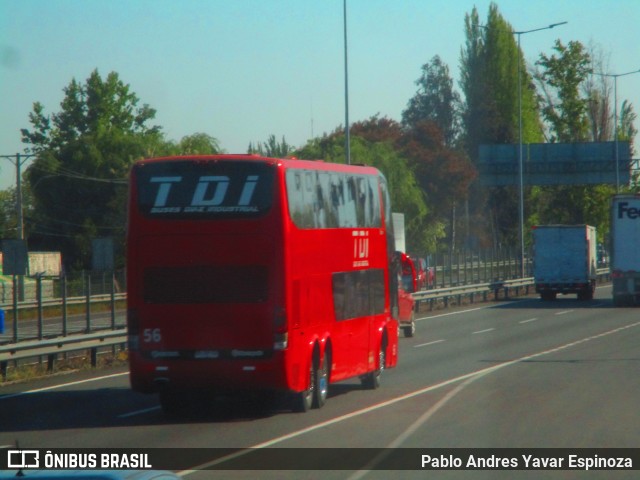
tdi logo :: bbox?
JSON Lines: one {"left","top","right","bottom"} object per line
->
{"left": 353, "top": 230, "right": 370, "bottom": 267}
{"left": 148, "top": 175, "right": 259, "bottom": 214}
{"left": 151, "top": 175, "right": 258, "bottom": 207}
{"left": 617, "top": 202, "right": 640, "bottom": 219}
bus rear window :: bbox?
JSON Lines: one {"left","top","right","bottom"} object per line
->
{"left": 135, "top": 160, "right": 274, "bottom": 219}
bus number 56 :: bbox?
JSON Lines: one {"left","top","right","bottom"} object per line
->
{"left": 143, "top": 328, "right": 162, "bottom": 343}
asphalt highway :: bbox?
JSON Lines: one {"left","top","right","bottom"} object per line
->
{"left": 1, "top": 284, "right": 638, "bottom": 479}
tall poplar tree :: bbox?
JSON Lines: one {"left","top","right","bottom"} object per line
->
{"left": 460, "top": 3, "right": 544, "bottom": 248}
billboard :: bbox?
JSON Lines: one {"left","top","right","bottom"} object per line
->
{"left": 478, "top": 141, "right": 632, "bottom": 186}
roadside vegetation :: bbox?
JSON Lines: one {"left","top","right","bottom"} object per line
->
{"left": 1, "top": 350, "right": 128, "bottom": 385}
{"left": 1, "top": 2, "right": 636, "bottom": 270}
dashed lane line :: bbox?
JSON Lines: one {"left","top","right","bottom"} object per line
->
{"left": 472, "top": 328, "right": 495, "bottom": 335}
{"left": 414, "top": 339, "right": 445, "bottom": 348}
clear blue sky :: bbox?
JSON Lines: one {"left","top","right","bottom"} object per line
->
{"left": 1, "top": 0, "right": 639, "bottom": 190}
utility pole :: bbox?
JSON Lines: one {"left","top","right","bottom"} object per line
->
{"left": 2, "top": 153, "right": 34, "bottom": 301}
{"left": 592, "top": 68, "right": 640, "bottom": 192}
{"left": 343, "top": 0, "right": 351, "bottom": 165}
{"left": 512, "top": 21, "right": 567, "bottom": 277}
{"left": 1, "top": 153, "right": 34, "bottom": 240}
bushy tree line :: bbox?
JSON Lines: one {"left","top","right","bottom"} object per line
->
{"left": 7, "top": 3, "right": 637, "bottom": 270}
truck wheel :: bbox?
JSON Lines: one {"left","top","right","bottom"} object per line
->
{"left": 541, "top": 291, "right": 556, "bottom": 301}
{"left": 403, "top": 313, "right": 416, "bottom": 338}
{"left": 578, "top": 289, "right": 594, "bottom": 301}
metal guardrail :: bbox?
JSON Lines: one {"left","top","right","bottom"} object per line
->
{"left": 412, "top": 277, "right": 535, "bottom": 309}
{"left": 1, "top": 293, "right": 127, "bottom": 312}
{"left": 1, "top": 292, "right": 127, "bottom": 344}
{"left": 0, "top": 329, "right": 127, "bottom": 380}
{"left": 0, "top": 268, "right": 611, "bottom": 381}
{"left": 412, "top": 268, "right": 611, "bottom": 309}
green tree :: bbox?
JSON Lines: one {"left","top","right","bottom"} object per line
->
{"left": 295, "top": 123, "right": 439, "bottom": 253}
{"left": 0, "top": 189, "right": 17, "bottom": 239}
{"left": 536, "top": 40, "right": 591, "bottom": 142}
{"left": 21, "top": 69, "right": 164, "bottom": 269}
{"left": 175, "top": 133, "right": 221, "bottom": 155}
{"left": 531, "top": 40, "right": 605, "bottom": 230}
{"left": 402, "top": 55, "right": 462, "bottom": 147}
{"left": 619, "top": 100, "right": 637, "bottom": 149}
{"left": 619, "top": 100, "right": 639, "bottom": 190}
{"left": 583, "top": 44, "right": 614, "bottom": 143}
{"left": 398, "top": 121, "right": 476, "bottom": 252}
{"left": 247, "top": 134, "right": 293, "bottom": 157}
{"left": 460, "top": 3, "right": 544, "bottom": 249}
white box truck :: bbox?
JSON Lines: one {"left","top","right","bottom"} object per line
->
{"left": 532, "top": 225, "right": 597, "bottom": 301}
{"left": 611, "top": 194, "right": 640, "bottom": 306}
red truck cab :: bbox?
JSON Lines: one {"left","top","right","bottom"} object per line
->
{"left": 397, "top": 252, "right": 417, "bottom": 337}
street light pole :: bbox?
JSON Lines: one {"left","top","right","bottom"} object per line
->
{"left": 343, "top": 0, "right": 351, "bottom": 165}
{"left": 592, "top": 68, "right": 640, "bottom": 192}
{"left": 513, "top": 21, "right": 567, "bottom": 277}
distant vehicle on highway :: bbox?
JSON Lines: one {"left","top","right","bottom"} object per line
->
{"left": 610, "top": 194, "right": 640, "bottom": 306}
{"left": 397, "top": 252, "right": 417, "bottom": 337}
{"left": 596, "top": 243, "right": 609, "bottom": 267}
{"left": 413, "top": 256, "right": 435, "bottom": 290}
{"left": 532, "top": 224, "right": 597, "bottom": 301}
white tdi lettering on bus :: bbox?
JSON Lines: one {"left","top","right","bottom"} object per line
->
{"left": 149, "top": 175, "right": 259, "bottom": 213}
{"left": 353, "top": 230, "right": 369, "bottom": 267}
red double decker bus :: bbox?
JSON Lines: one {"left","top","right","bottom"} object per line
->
{"left": 126, "top": 155, "right": 399, "bottom": 414}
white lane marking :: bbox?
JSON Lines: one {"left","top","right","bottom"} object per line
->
{"left": 555, "top": 310, "right": 574, "bottom": 316}
{"left": 416, "top": 297, "right": 530, "bottom": 323}
{"left": 348, "top": 372, "right": 491, "bottom": 480}
{"left": 118, "top": 406, "right": 161, "bottom": 418}
{"left": 414, "top": 340, "right": 445, "bottom": 348}
{"left": 519, "top": 318, "right": 538, "bottom": 324}
{"left": 472, "top": 328, "right": 495, "bottom": 335}
{"left": 0, "top": 372, "right": 129, "bottom": 401}
{"left": 177, "top": 319, "right": 640, "bottom": 477}
{"left": 416, "top": 306, "right": 485, "bottom": 321}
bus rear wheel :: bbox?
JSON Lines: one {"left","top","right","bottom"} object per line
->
{"left": 294, "top": 354, "right": 329, "bottom": 412}
{"left": 361, "top": 345, "right": 385, "bottom": 390}
{"left": 313, "top": 356, "right": 328, "bottom": 408}
{"left": 293, "top": 359, "right": 316, "bottom": 412}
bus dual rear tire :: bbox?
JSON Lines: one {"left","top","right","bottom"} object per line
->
{"left": 294, "top": 356, "right": 328, "bottom": 412}
{"left": 361, "top": 346, "right": 385, "bottom": 390}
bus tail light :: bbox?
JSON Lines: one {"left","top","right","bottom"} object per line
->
{"left": 273, "top": 307, "right": 288, "bottom": 350}
{"left": 127, "top": 308, "right": 140, "bottom": 351}
{"left": 273, "top": 332, "right": 288, "bottom": 351}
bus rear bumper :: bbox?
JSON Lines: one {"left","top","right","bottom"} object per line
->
{"left": 129, "top": 352, "right": 288, "bottom": 394}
